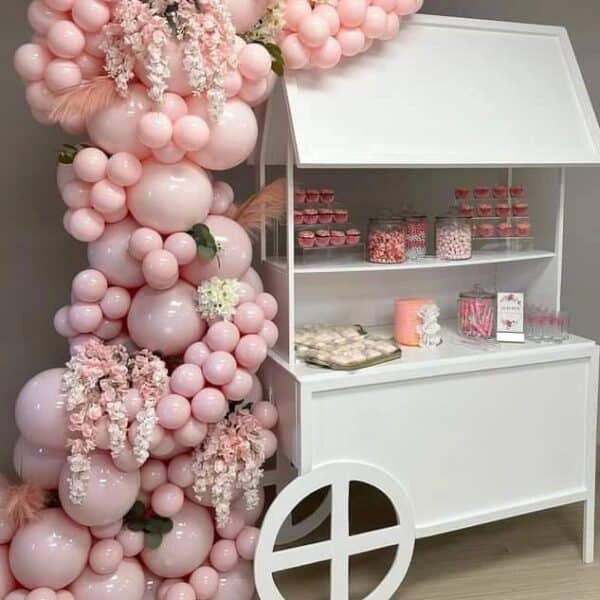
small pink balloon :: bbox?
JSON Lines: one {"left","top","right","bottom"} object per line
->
{"left": 47, "top": 21, "right": 86, "bottom": 59}
{"left": 362, "top": 4, "right": 387, "bottom": 37}
{"left": 112, "top": 443, "right": 141, "bottom": 473}
{"left": 45, "top": 0, "right": 74, "bottom": 9}
{"left": 167, "top": 454, "right": 194, "bottom": 488}
{"left": 232, "top": 487, "right": 264, "bottom": 526}
{"left": 234, "top": 335, "right": 268, "bottom": 370}
{"left": 238, "top": 44, "right": 271, "bottom": 80}
{"left": 161, "top": 93, "right": 188, "bottom": 121}
{"left": 311, "top": 37, "right": 342, "bottom": 69}
{"left": 170, "top": 364, "right": 205, "bottom": 398}
{"left": 25, "top": 588, "right": 56, "bottom": 600}
{"left": 0, "top": 544, "right": 16, "bottom": 597}
{"left": 138, "top": 112, "right": 174, "bottom": 149}
{"left": 261, "top": 429, "right": 278, "bottom": 458}
{"left": 72, "top": 0, "right": 110, "bottom": 33}
{"left": 150, "top": 432, "right": 179, "bottom": 459}
{"left": 163, "top": 233, "right": 197, "bottom": 266}
{"left": 152, "top": 142, "right": 186, "bottom": 165}
{"left": 90, "top": 519, "right": 123, "bottom": 540}
{"left": 60, "top": 112, "right": 86, "bottom": 135}
{"left": 252, "top": 401, "right": 278, "bottom": 429}
{"left": 210, "top": 181, "right": 234, "bottom": 215}
{"left": 166, "top": 582, "right": 195, "bottom": 600}
{"left": 247, "top": 374, "right": 264, "bottom": 404}
{"left": 172, "top": 116, "right": 209, "bottom": 152}
{"left": 336, "top": 27, "right": 366, "bottom": 56}
{"left": 89, "top": 539, "right": 124, "bottom": 575}
{"left": 13, "top": 437, "right": 66, "bottom": 490}
{"left": 314, "top": 4, "right": 341, "bottom": 34}
{"left": 94, "top": 317, "right": 123, "bottom": 340}
{"left": 88, "top": 218, "right": 146, "bottom": 288}
{"left": 90, "top": 180, "right": 126, "bottom": 215}
{"left": 84, "top": 31, "right": 104, "bottom": 58}
{"left": 26, "top": 81, "right": 56, "bottom": 113}
{"left": 223, "top": 70, "right": 242, "bottom": 98}
{"left": 54, "top": 305, "right": 78, "bottom": 337}
{"left": 201, "top": 351, "right": 237, "bottom": 386}
{"left": 338, "top": 0, "right": 368, "bottom": 27}
{"left": 75, "top": 52, "right": 104, "bottom": 78}
{"left": 140, "top": 459, "right": 168, "bottom": 493}
{"left": 135, "top": 39, "right": 192, "bottom": 96}
{"left": 189, "top": 565, "right": 219, "bottom": 600}
{"left": 238, "top": 77, "right": 268, "bottom": 105}
{"left": 62, "top": 179, "right": 91, "bottom": 209}
{"left": 101, "top": 204, "right": 128, "bottom": 223}
{"left": 151, "top": 483, "right": 185, "bottom": 518}
{"left": 129, "top": 227, "right": 164, "bottom": 261}
{"left": 225, "top": 0, "right": 268, "bottom": 32}
{"left": 69, "top": 558, "right": 145, "bottom": 599}
{"left": 68, "top": 302, "right": 103, "bottom": 333}
{"left": 100, "top": 287, "right": 131, "bottom": 320}
{"left": 116, "top": 529, "right": 145, "bottom": 558}
{"left": 210, "top": 540, "right": 239, "bottom": 573}
{"left": 259, "top": 320, "right": 278, "bottom": 348}
{"left": 382, "top": 12, "right": 400, "bottom": 39}
{"left": 191, "top": 388, "right": 227, "bottom": 423}
{"left": 27, "top": 0, "right": 66, "bottom": 35}
{"left": 69, "top": 208, "right": 105, "bottom": 242}
{"left": 240, "top": 267, "right": 264, "bottom": 294}
{"left": 157, "top": 394, "right": 192, "bottom": 430}
{"left": 106, "top": 152, "right": 143, "bottom": 187}
{"left": 183, "top": 342, "right": 211, "bottom": 367}
{"left": 284, "top": 0, "right": 312, "bottom": 31}
{"left": 56, "top": 592, "right": 74, "bottom": 600}
{"left": 221, "top": 368, "right": 253, "bottom": 402}
{"left": 298, "top": 13, "right": 330, "bottom": 48}
{"left": 205, "top": 321, "right": 241, "bottom": 353}
{"left": 72, "top": 269, "right": 108, "bottom": 303}
{"left": 44, "top": 59, "right": 82, "bottom": 93}
{"left": 233, "top": 302, "right": 265, "bottom": 334}
{"left": 5, "top": 591, "right": 27, "bottom": 600}
{"left": 254, "top": 292, "right": 278, "bottom": 320}
{"left": 235, "top": 526, "right": 259, "bottom": 561}
{"left": 142, "top": 249, "right": 180, "bottom": 290}
{"left": 395, "top": 0, "right": 422, "bottom": 15}
{"left": 216, "top": 510, "right": 245, "bottom": 540}
{"left": 124, "top": 389, "right": 143, "bottom": 421}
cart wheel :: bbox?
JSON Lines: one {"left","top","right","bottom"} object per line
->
{"left": 262, "top": 451, "right": 332, "bottom": 545}
{"left": 255, "top": 461, "right": 415, "bottom": 600}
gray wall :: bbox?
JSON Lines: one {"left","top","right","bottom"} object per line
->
{"left": 1, "top": 1, "right": 599, "bottom": 472}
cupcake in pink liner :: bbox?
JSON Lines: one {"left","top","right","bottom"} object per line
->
{"left": 315, "top": 229, "right": 330, "bottom": 247}
{"left": 306, "top": 189, "right": 320, "bottom": 204}
{"left": 496, "top": 222, "right": 513, "bottom": 237}
{"left": 294, "top": 189, "right": 306, "bottom": 204}
{"left": 318, "top": 208, "right": 333, "bottom": 224}
{"left": 303, "top": 208, "right": 318, "bottom": 224}
{"left": 494, "top": 185, "right": 510, "bottom": 217}
{"left": 333, "top": 208, "right": 348, "bottom": 223}
{"left": 294, "top": 210, "right": 304, "bottom": 225}
{"left": 513, "top": 202, "right": 529, "bottom": 216}
{"left": 475, "top": 185, "right": 492, "bottom": 216}
{"left": 477, "top": 222, "right": 495, "bottom": 238}
{"left": 455, "top": 187, "right": 471, "bottom": 202}
{"left": 515, "top": 221, "right": 531, "bottom": 237}
{"left": 330, "top": 230, "right": 346, "bottom": 246}
{"left": 459, "top": 203, "right": 474, "bottom": 217}
{"left": 320, "top": 188, "right": 335, "bottom": 204}
{"left": 298, "top": 230, "right": 315, "bottom": 248}
{"left": 346, "top": 228, "right": 361, "bottom": 245}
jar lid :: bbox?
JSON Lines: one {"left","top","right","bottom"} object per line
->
{"left": 459, "top": 284, "right": 496, "bottom": 299}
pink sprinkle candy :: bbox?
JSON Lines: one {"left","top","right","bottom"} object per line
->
{"left": 369, "top": 228, "right": 406, "bottom": 263}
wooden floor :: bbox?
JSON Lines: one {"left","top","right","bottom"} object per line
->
{"left": 270, "top": 479, "right": 600, "bottom": 599}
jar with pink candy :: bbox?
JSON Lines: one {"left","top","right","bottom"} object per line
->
{"left": 435, "top": 215, "right": 472, "bottom": 260}
{"left": 368, "top": 218, "right": 406, "bottom": 263}
{"left": 457, "top": 285, "right": 496, "bottom": 339}
{"left": 405, "top": 216, "right": 428, "bottom": 260}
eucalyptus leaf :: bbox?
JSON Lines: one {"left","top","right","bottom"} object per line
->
{"left": 126, "top": 500, "right": 146, "bottom": 520}
{"left": 144, "top": 531, "right": 163, "bottom": 550}
{"left": 144, "top": 518, "right": 164, "bottom": 534}
{"left": 188, "top": 223, "right": 218, "bottom": 262}
{"left": 158, "top": 517, "right": 173, "bottom": 534}
{"left": 127, "top": 519, "right": 145, "bottom": 532}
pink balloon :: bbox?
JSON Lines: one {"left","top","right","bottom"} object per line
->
{"left": 235, "top": 526, "right": 259, "bottom": 561}
{"left": 225, "top": 0, "right": 268, "bottom": 33}
{"left": 167, "top": 454, "right": 194, "bottom": 488}
{"left": 5, "top": 591, "right": 26, "bottom": 600}
{"left": 157, "top": 394, "right": 192, "bottom": 430}
{"left": 187, "top": 99, "right": 258, "bottom": 171}
{"left": 210, "top": 540, "right": 239, "bottom": 573}
{"left": 362, "top": 5, "right": 387, "bottom": 38}
{"left": 149, "top": 433, "right": 181, "bottom": 460}
{"left": 152, "top": 142, "right": 186, "bottom": 165}
{"left": 259, "top": 320, "right": 279, "bottom": 349}
{"left": 166, "top": 582, "right": 195, "bottom": 600}
{"left": 170, "top": 364, "right": 205, "bottom": 398}
{"left": 73, "top": 148, "right": 108, "bottom": 184}
{"left": 9, "top": 508, "right": 92, "bottom": 589}
{"left": 90, "top": 520, "right": 123, "bottom": 540}
{"left": 27, "top": 0, "right": 66, "bottom": 34}
{"left": 75, "top": 52, "right": 104, "bottom": 79}
{"left": 163, "top": 233, "right": 197, "bottom": 266}
{"left": 240, "top": 267, "right": 264, "bottom": 294}
{"left": 142, "top": 568, "right": 163, "bottom": 600}
{"left": 60, "top": 112, "right": 86, "bottom": 135}
{"left": 25, "top": 81, "right": 56, "bottom": 113}
{"left": 141, "top": 501, "right": 214, "bottom": 578}
{"left": 88, "top": 83, "right": 152, "bottom": 158}
{"left": 338, "top": 0, "right": 368, "bottom": 27}
{"left": 189, "top": 566, "right": 218, "bottom": 600}
{"left": 238, "top": 77, "right": 268, "bottom": 105}
{"left": 90, "top": 180, "right": 126, "bottom": 215}
{"left": 382, "top": 12, "right": 400, "bottom": 39}
{"left": 213, "top": 560, "right": 254, "bottom": 600}
{"left": 128, "top": 159, "right": 212, "bottom": 234}
{"left": 298, "top": 14, "right": 330, "bottom": 48}
{"left": 56, "top": 591, "right": 75, "bottom": 600}
{"left": 191, "top": 388, "right": 227, "bottom": 423}
{"left": 62, "top": 179, "right": 91, "bottom": 209}
{"left": 69, "top": 208, "right": 105, "bottom": 242}
{"left": 137, "top": 112, "right": 174, "bottom": 150}
{"left": 72, "top": 269, "right": 108, "bottom": 302}
{"left": 135, "top": 39, "right": 192, "bottom": 96}
{"left": 15, "top": 368, "right": 68, "bottom": 450}
{"left": 101, "top": 204, "right": 127, "bottom": 224}
{"left": 180, "top": 216, "right": 252, "bottom": 282}
{"left": 107, "top": 152, "right": 143, "bottom": 187}
{"left": 127, "top": 282, "right": 206, "bottom": 357}
{"left": 71, "top": 0, "right": 111, "bottom": 32}
{"left": 69, "top": 302, "right": 103, "bottom": 333}
{"left": 89, "top": 540, "right": 124, "bottom": 575}
{"left": 311, "top": 37, "right": 342, "bottom": 69}
{"left": 26, "top": 588, "right": 57, "bottom": 600}
{"left": 142, "top": 250, "right": 179, "bottom": 290}
{"left": 232, "top": 487, "right": 264, "bottom": 526}
{"left": 314, "top": 4, "right": 341, "bottom": 35}
{"left": 13, "top": 436, "right": 66, "bottom": 490}
{"left": 223, "top": 70, "right": 242, "bottom": 98}
{"left": 238, "top": 44, "right": 271, "bottom": 80}
{"left": 161, "top": 93, "right": 188, "bottom": 121}
{"left": 284, "top": 0, "right": 312, "bottom": 31}
{"left": 205, "top": 321, "right": 241, "bottom": 353}
{"left": 261, "top": 429, "right": 278, "bottom": 459}
{"left": 233, "top": 302, "right": 265, "bottom": 334}
{"left": 47, "top": 21, "right": 86, "bottom": 58}
{"left": 54, "top": 305, "right": 77, "bottom": 337}
{"left": 0, "top": 544, "right": 16, "bottom": 597}
{"left": 253, "top": 292, "right": 277, "bottom": 320}
{"left": 201, "top": 351, "right": 237, "bottom": 386}
{"left": 112, "top": 443, "right": 142, "bottom": 473}
{"left": 221, "top": 368, "right": 253, "bottom": 402}
{"left": 252, "top": 401, "right": 278, "bottom": 429}
{"left": 236, "top": 282, "right": 256, "bottom": 305}
{"left": 216, "top": 510, "right": 245, "bottom": 540}
{"left": 44, "top": 59, "right": 82, "bottom": 93}
{"left": 69, "top": 558, "right": 145, "bottom": 599}
{"left": 116, "top": 529, "right": 145, "bottom": 558}
{"left": 84, "top": 31, "right": 105, "bottom": 58}
{"left": 100, "top": 287, "right": 131, "bottom": 319}
{"left": 14, "top": 43, "right": 51, "bottom": 81}
{"left": 140, "top": 459, "right": 168, "bottom": 493}
{"left": 234, "top": 335, "right": 268, "bottom": 370}
{"left": 45, "top": 0, "right": 74, "bottom": 9}
{"left": 210, "top": 181, "right": 234, "bottom": 215}
{"left": 395, "top": 0, "right": 422, "bottom": 15}
{"left": 151, "top": 483, "right": 185, "bottom": 518}
{"left": 183, "top": 342, "right": 211, "bottom": 367}
{"left": 172, "top": 116, "right": 209, "bottom": 152}
{"left": 129, "top": 227, "right": 164, "bottom": 261}
{"left": 337, "top": 26, "right": 366, "bottom": 56}
{"left": 94, "top": 317, "right": 123, "bottom": 340}
{"left": 59, "top": 452, "right": 141, "bottom": 527}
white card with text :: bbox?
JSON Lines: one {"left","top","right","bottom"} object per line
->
{"left": 496, "top": 292, "right": 525, "bottom": 343}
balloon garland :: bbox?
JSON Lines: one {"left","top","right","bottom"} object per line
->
{"left": 9, "top": 0, "right": 423, "bottom": 597}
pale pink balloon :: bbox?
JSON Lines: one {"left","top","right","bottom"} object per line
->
{"left": 221, "top": 368, "right": 253, "bottom": 402}
{"left": 90, "top": 180, "right": 126, "bottom": 215}
{"left": 69, "top": 302, "right": 103, "bottom": 333}
{"left": 261, "top": 429, "right": 278, "bottom": 459}
{"left": 280, "top": 33, "right": 310, "bottom": 70}
{"left": 69, "top": 558, "right": 145, "bottom": 600}
{"left": 172, "top": 116, "right": 209, "bottom": 152}
{"left": 25, "top": 588, "right": 57, "bottom": 600}
{"left": 5, "top": 591, "right": 26, "bottom": 600}
{"left": 314, "top": 4, "right": 341, "bottom": 34}
{"left": 140, "top": 459, "right": 168, "bottom": 493}
{"left": 90, "top": 520, "right": 123, "bottom": 540}
{"left": 298, "top": 13, "right": 330, "bottom": 47}
{"left": 88, "top": 83, "right": 152, "bottom": 158}
{"left": 113, "top": 443, "right": 142, "bottom": 473}
{"left": 152, "top": 143, "right": 186, "bottom": 165}
{"left": 72, "top": 0, "right": 110, "bottom": 32}
{"left": 381, "top": 12, "right": 400, "bottom": 39}
{"left": 238, "top": 44, "right": 271, "bottom": 81}
{"left": 9, "top": 508, "right": 91, "bottom": 589}
{"left": 128, "top": 282, "right": 206, "bottom": 356}
{"left": 72, "top": 269, "right": 108, "bottom": 302}
{"left": 336, "top": 26, "right": 366, "bottom": 56}
{"left": 69, "top": 208, "right": 105, "bottom": 242}
{"left": 160, "top": 93, "right": 188, "bottom": 121}
{"left": 13, "top": 436, "right": 66, "bottom": 490}
{"left": 163, "top": 233, "right": 197, "bottom": 266}
{"left": 165, "top": 582, "right": 195, "bottom": 600}
{"left": 180, "top": 216, "right": 252, "bottom": 282}
{"left": 201, "top": 351, "right": 237, "bottom": 386}
{"left": 235, "top": 526, "right": 259, "bottom": 561}
{"left": 172, "top": 419, "right": 206, "bottom": 448}
{"left": 210, "top": 540, "right": 239, "bottom": 573}
{"left": 191, "top": 388, "right": 227, "bottom": 423}
{"left": 157, "top": 394, "right": 192, "bottom": 430}
{"left": 88, "top": 218, "right": 146, "bottom": 288}
{"left": 47, "top": 21, "right": 86, "bottom": 59}
{"left": 216, "top": 510, "right": 245, "bottom": 540}
{"left": 59, "top": 452, "right": 141, "bottom": 527}
{"left": 157, "top": 579, "right": 184, "bottom": 600}
{"left": 187, "top": 99, "right": 258, "bottom": 171}
{"left": 116, "top": 529, "right": 145, "bottom": 558}
{"left": 210, "top": 181, "right": 234, "bottom": 215}
{"left": 149, "top": 433, "right": 179, "bottom": 459}
{"left": 151, "top": 483, "right": 185, "bottom": 518}
{"left": 94, "top": 317, "right": 123, "bottom": 340}
{"left": 100, "top": 286, "right": 131, "bottom": 319}
{"left": 135, "top": 39, "right": 192, "bottom": 96}
{"left": 0, "top": 544, "right": 16, "bottom": 598}
{"left": 62, "top": 179, "right": 91, "bottom": 209}
{"left": 137, "top": 112, "right": 174, "bottom": 150}
{"left": 75, "top": 52, "right": 104, "bottom": 79}
{"left": 45, "top": 0, "right": 74, "bottom": 9}
{"left": 128, "top": 159, "right": 212, "bottom": 234}
{"left": 142, "top": 250, "right": 179, "bottom": 290}
{"left": 225, "top": 0, "right": 268, "bottom": 33}
{"left": 56, "top": 591, "right": 75, "bottom": 600}
{"left": 254, "top": 292, "right": 278, "bottom": 320}
{"left": 60, "top": 112, "right": 86, "bottom": 135}
{"left": 84, "top": 31, "right": 104, "bottom": 58}
{"left": 252, "top": 401, "right": 278, "bottom": 429}
{"left": 170, "top": 364, "right": 205, "bottom": 398}
{"left": 234, "top": 335, "right": 268, "bottom": 370}
{"left": 338, "top": 0, "right": 368, "bottom": 26}
{"left": 233, "top": 302, "right": 265, "bottom": 334}
{"left": 27, "top": 0, "right": 66, "bottom": 35}
{"left": 240, "top": 267, "right": 264, "bottom": 294}
{"left": 15, "top": 368, "right": 68, "bottom": 450}
{"left": 362, "top": 5, "right": 387, "bottom": 38}
{"left": 44, "top": 59, "right": 81, "bottom": 93}
{"left": 107, "top": 152, "right": 143, "bottom": 187}
{"left": 238, "top": 77, "right": 268, "bottom": 105}
{"left": 231, "top": 487, "right": 264, "bottom": 526}
{"left": 223, "top": 70, "right": 242, "bottom": 98}
{"left": 188, "top": 566, "right": 217, "bottom": 600}
{"left": 124, "top": 389, "right": 143, "bottom": 422}
{"left": 167, "top": 454, "right": 194, "bottom": 488}
{"left": 129, "top": 227, "right": 164, "bottom": 261}
{"left": 89, "top": 539, "right": 124, "bottom": 575}
{"left": 395, "top": 0, "right": 422, "bottom": 15}
{"left": 311, "top": 37, "right": 342, "bottom": 69}
{"left": 142, "top": 568, "right": 163, "bottom": 600}
{"left": 205, "top": 321, "right": 241, "bottom": 353}
{"left": 183, "top": 342, "right": 211, "bottom": 367}
{"left": 141, "top": 501, "right": 214, "bottom": 578}
{"left": 213, "top": 560, "right": 254, "bottom": 600}
{"left": 54, "top": 305, "right": 77, "bottom": 337}
{"left": 284, "top": 0, "right": 312, "bottom": 31}
{"left": 259, "top": 320, "right": 279, "bottom": 349}
{"left": 25, "top": 81, "right": 56, "bottom": 113}
{"left": 101, "top": 203, "right": 128, "bottom": 226}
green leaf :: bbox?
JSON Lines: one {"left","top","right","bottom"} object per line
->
{"left": 188, "top": 223, "right": 218, "bottom": 263}
{"left": 158, "top": 517, "right": 173, "bottom": 534}
{"left": 58, "top": 144, "right": 78, "bottom": 164}
{"left": 127, "top": 518, "right": 145, "bottom": 532}
{"left": 272, "top": 59, "right": 284, "bottom": 77}
{"left": 144, "top": 531, "right": 163, "bottom": 550}
{"left": 126, "top": 500, "right": 146, "bottom": 520}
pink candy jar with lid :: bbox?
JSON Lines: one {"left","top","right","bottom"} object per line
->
{"left": 368, "top": 218, "right": 406, "bottom": 263}
{"left": 457, "top": 285, "right": 496, "bottom": 339}
{"left": 474, "top": 186, "right": 492, "bottom": 216}
{"left": 511, "top": 184, "right": 529, "bottom": 216}
{"left": 435, "top": 215, "right": 472, "bottom": 260}
{"left": 493, "top": 185, "right": 510, "bottom": 217}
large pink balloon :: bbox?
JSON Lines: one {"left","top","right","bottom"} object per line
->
{"left": 135, "top": 39, "right": 193, "bottom": 96}
{"left": 0, "top": 544, "right": 16, "bottom": 598}
{"left": 9, "top": 508, "right": 91, "bottom": 589}
{"left": 15, "top": 368, "right": 68, "bottom": 450}
{"left": 226, "top": 0, "right": 268, "bottom": 32}
{"left": 188, "top": 99, "right": 258, "bottom": 171}
{"left": 128, "top": 282, "right": 206, "bottom": 356}
{"left": 141, "top": 501, "right": 214, "bottom": 578}
{"left": 13, "top": 436, "right": 66, "bottom": 490}
{"left": 87, "top": 218, "right": 146, "bottom": 288}
{"left": 180, "top": 216, "right": 252, "bottom": 283}
{"left": 69, "top": 558, "right": 145, "bottom": 600}
{"left": 87, "top": 83, "right": 152, "bottom": 158}
{"left": 128, "top": 159, "right": 212, "bottom": 234}
{"left": 240, "top": 267, "right": 264, "bottom": 294}
{"left": 212, "top": 560, "right": 254, "bottom": 600}
{"left": 59, "top": 452, "right": 141, "bottom": 527}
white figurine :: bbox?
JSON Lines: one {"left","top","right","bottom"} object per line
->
{"left": 417, "top": 303, "right": 442, "bottom": 348}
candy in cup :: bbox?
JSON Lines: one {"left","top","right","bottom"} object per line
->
{"left": 458, "top": 286, "right": 496, "bottom": 339}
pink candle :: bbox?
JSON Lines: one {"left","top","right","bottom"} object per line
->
{"left": 395, "top": 298, "right": 434, "bottom": 346}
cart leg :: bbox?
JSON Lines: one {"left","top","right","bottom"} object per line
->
{"left": 583, "top": 496, "right": 595, "bottom": 563}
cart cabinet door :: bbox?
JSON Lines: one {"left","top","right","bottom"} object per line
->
{"left": 309, "top": 357, "right": 593, "bottom": 536}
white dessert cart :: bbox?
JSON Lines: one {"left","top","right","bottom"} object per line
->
{"left": 253, "top": 15, "right": 600, "bottom": 599}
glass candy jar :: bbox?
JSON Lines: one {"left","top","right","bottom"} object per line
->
{"left": 435, "top": 216, "right": 472, "bottom": 260}
{"left": 457, "top": 285, "right": 496, "bottom": 339}
{"left": 368, "top": 218, "right": 406, "bottom": 263}
{"left": 405, "top": 216, "right": 428, "bottom": 261}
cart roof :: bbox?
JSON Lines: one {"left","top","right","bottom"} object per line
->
{"left": 259, "top": 14, "right": 600, "bottom": 168}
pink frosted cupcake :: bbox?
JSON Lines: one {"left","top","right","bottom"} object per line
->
{"left": 320, "top": 189, "right": 335, "bottom": 204}
{"left": 346, "top": 228, "right": 361, "bottom": 245}
{"left": 318, "top": 208, "right": 333, "bottom": 224}
{"left": 315, "top": 229, "right": 330, "bottom": 246}
{"left": 306, "top": 189, "right": 320, "bottom": 204}
{"left": 333, "top": 208, "right": 348, "bottom": 223}
{"left": 515, "top": 221, "right": 531, "bottom": 237}
{"left": 330, "top": 230, "right": 346, "bottom": 246}
{"left": 477, "top": 223, "right": 495, "bottom": 238}
{"left": 298, "top": 231, "right": 315, "bottom": 248}
{"left": 496, "top": 222, "right": 513, "bottom": 237}
{"left": 513, "top": 202, "right": 529, "bottom": 216}
{"left": 459, "top": 204, "right": 474, "bottom": 217}
{"left": 294, "top": 190, "right": 306, "bottom": 204}
{"left": 294, "top": 210, "right": 303, "bottom": 225}
{"left": 303, "top": 208, "right": 318, "bottom": 224}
